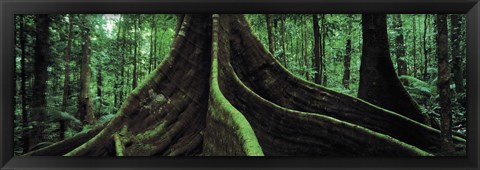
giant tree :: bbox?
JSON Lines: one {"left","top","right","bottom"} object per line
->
{"left": 25, "top": 14, "right": 465, "bottom": 157}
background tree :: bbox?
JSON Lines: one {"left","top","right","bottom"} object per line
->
{"left": 392, "top": 14, "right": 407, "bottom": 76}
{"left": 30, "top": 14, "right": 51, "bottom": 150}
{"left": 358, "top": 14, "right": 429, "bottom": 125}
{"left": 60, "top": 15, "right": 74, "bottom": 140}
{"left": 450, "top": 14, "right": 464, "bottom": 93}
{"left": 343, "top": 15, "right": 353, "bottom": 89}
{"left": 266, "top": 14, "right": 275, "bottom": 54}
{"left": 77, "top": 15, "right": 95, "bottom": 124}
{"left": 313, "top": 14, "right": 322, "bottom": 84}
{"left": 435, "top": 14, "right": 454, "bottom": 155}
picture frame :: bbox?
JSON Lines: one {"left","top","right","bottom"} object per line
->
{"left": 1, "top": 0, "right": 479, "bottom": 169}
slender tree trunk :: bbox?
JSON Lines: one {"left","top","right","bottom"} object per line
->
{"left": 343, "top": 15, "right": 353, "bottom": 89}
{"left": 60, "top": 14, "right": 74, "bottom": 140}
{"left": 423, "top": 14, "right": 429, "bottom": 80}
{"left": 132, "top": 15, "right": 138, "bottom": 89}
{"left": 113, "top": 16, "right": 122, "bottom": 107}
{"left": 313, "top": 14, "right": 322, "bottom": 84}
{"left": 301, "top": 16, "right": 309, "bottom": 80}
{"left": 358, "top": 14, "right": 430, "bottom": 125}
{"left": 280, "top": 15, "right": 287, "bottom": 67}
{"left": 152, "top": 16, "right": 158, "bottom": 69}
{"left": 78, "top": 15, "right": 95, "bottom": 124}
{"left": 393, "top": 14, "right": 407, "bottom": 76}
{"left": 148, "top": 17, "right": 154, "bottom": 74}
{"left": 436, "top": 14, "right": 455, "bottom": 155}
{"left": 266, "top": 14, "right": 275, "bottom": 54}
{"left": 19, "top": 15, "right": 30, "bottom": 153}
{"left": 450, "top": 14, "right": 464, "bottom": 93}
{"left": 343, "top": 40, "right": 352, "bottom": 89}
{"left": 412, "top": 16, "right": 417, "bottom": 77}
{"left": 96, "top": 64, "right": 102, "bottom": 109}
{"left": 119, "top": 16, "right": 127, "bottom": 104}
{"left": 321, "top": 15, "right": 327, "bottom": 85}
{"left": 31, "top": 14, "right": 51, "bottom": 150}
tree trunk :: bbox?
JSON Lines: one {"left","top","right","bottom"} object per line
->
{"left": 412, "top": 16, "right": 417, "bottom": 77}
{"left": 96, "top": 64, "right": 102, "bottom": 108}
{"left": 393, "top": 14, "right": 407, "bottom": 76}
{"left": 343, "top": 39, "right": 352, "bottom": 89}
{"left": 119, "top": 16, "right": 127, "bottom": 105}
{"left": 423, "top": 14, "right": 429, "bottom": 80}
{"left": 148, "top": 16, "right": 154, "bottom": 74}
{"left": 265, "top": 14, "right": 275, "bottom": 54}
{"left": 77, "top": 15, "right": 95, "bottom": 125}
{"left": 152, "top": 16, "right": 158, "bottom": 69}
{"left": 280, "top": 15, "right": 287, "bottom": 67}
{"left": 358, "top": 14, "right": 430, "bottom": 125}
{"left": 30, "top": 14, "right": 51, "bottom": 151}
{"left": 132, "top": 15, "right": 138, "bottom": 89}
{"left": 343, "top": 15, "right": 353, "bottom": 89}
{"left": 435, "top": 14, "right": 455, "bottom": 155}
{"left": 313, "top": 14, "right": 322, "bottom": 85}
{"left": 302, "top": 16, "right": 309, "bottom": 80}
{"left": 450, "top": 14, "right": 464, "bottom": 93}
{"left": 19, "top": 15, "right": 30, "bottom": 153}
{"left": 60, "top": 14, "right": 74, "bottom": 140}
{"left": 321, "top": 15, "right": 327, "bottom": 86}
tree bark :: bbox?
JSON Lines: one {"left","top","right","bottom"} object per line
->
{"left": 393, "top": 14, "right": 407, "bottom": 76}
{"left": 450, "top": 14, "right": 464, "bottom": 93}
{"left": 436, "top": 14, "right": 455, "bottom": 155}
{"left": 358, "top": 14, "right": 429, "bottom": 125}
{"left": 30, "top": 14, "right": 51, "bottom": 151}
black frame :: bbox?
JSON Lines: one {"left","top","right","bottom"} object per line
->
{"left": 1, "top": 0, "right": 479, "bottom": 169}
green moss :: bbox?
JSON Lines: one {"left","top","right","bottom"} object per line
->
{"left": 207, "top": 21, "right": 264, "bottom": 156}
{"left": 136, "top": 122, "right": 167, "bottom": 141}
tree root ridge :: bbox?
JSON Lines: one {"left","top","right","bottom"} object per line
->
{"left": 26, "top": 14, "right": 465, "bottom": 156}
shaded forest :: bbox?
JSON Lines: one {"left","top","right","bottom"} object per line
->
{"left": 13, "top": 14, "right": 467, "bottom": 156}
